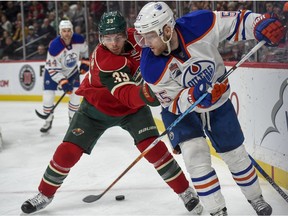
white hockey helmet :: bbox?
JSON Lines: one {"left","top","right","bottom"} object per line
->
{"left": 134, "top": 2, "right": 175, "bottom": 36}
{"left": 59, "top": 20, "right": 73, "bottom": 35}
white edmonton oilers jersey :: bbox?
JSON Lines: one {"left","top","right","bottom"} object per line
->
{"left": 140, "top": 10, "right": 260, "bottom": 115}
{"left": 45, "top": 33, "right": 88, "bottom": 83}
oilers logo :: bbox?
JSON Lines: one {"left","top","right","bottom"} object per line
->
{"left": 182, "top": 60, "right": 215, "bottom": 87}
{"left": 65, "top": 53, "right": 78, "bottom": 68}
{"left": 154, "top": 3, "right": 162, "bottom": 10}
{"left": 169, "top": 131, "right": 174, "bottom": 141}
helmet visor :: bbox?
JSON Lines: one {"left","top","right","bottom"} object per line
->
{"left": 134, "top": 31, "right": 159, "bottom": 48}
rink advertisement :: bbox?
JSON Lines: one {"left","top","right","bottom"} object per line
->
{"left": 0, "top": 61, "right": 44, "bottom": 96}
{"left": 0, "top": 61, "right": 83, "bottom": 101}
{"left": 226, "top": 63, "right": 288, "bottom": 175}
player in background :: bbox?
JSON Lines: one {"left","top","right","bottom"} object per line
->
{"left": 134, "top": 2, "right": 285, "bottom": 216}
{"left": 40, "top": 19, "right": 89, "bottom": 133}
{"left": 21, "top": 11, "right": 203, "bottom": 214}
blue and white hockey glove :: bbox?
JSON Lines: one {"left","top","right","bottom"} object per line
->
{"left": 189, "top": 80, "right": 228, "bottom": 108}
{"left": 189, "top": 81, "right": 213, "bottom": 108}
{"left": 79, "top": 58, "right": 89, "bottom": 74}
{"left": 59, "top": 79, "right": 73, "bottom": 94}
{"left": 253, "top": 13, "right": 285, "bottom": 46}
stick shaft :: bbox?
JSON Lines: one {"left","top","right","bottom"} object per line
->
{"left": 249, "top": 155, "right": 288, "bottom": 203}
{"left": 50, "top": 92, "right": 66, "bottom": 114}
{"left": 218, "top": 40, "right": 266, "bottom": 82}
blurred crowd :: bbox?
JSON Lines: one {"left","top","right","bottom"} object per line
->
{"left": 0, "top": 1, "right": 287, "bottom": 63}
{"left": 0, "top": 1, "right": 105, "bottom": 60}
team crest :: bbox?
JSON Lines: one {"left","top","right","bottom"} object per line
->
{"left": 154, "top": 3, "right": 162, "bottom": 10}
{"left": 182, "top": 60, "right": 215, "bottom": 87}
{"left": 169, "top": 131, "right": 174, "bottom": 141}
{"left": 65, "top": 53, "right": 78, "bottom": 68}
{"left": 72, "top": 128, "right": 84, "bottom": 136}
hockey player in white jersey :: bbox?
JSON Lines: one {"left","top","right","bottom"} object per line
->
{"left": 134, "top": 2, "right": 285, "bottom": 216}
{"left": 40, "top": 20, "right": 89, "bottom": 133}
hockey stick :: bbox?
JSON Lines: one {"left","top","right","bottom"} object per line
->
{"left": 35, "top": 66, "right": 78, "bottom": 120}
{"left": 82, "top": 40, "right": 265, "bottom": 203}
{"left": 249, "top": 155, "right": 288, "bottom": 203}
{"left": 35, "top": 92, "right": 67, "bottom": 119}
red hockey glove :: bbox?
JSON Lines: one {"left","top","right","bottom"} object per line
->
{"left": 189, "top": 80, "right": 228, "bottom": 108}
{"left": 79, "top": 58, "right": 89, "bottom": 74}
{"left": 59, "top": 79, "right": 73, "bottom": 94}
{"left": 139, "top": 83, "right": 160, "bottom": 106}
{"left": 253, "top": 13, "right": 285, "bottom": 46}
{"left": 211, "top": 80, "right": 228, "bottom": 103}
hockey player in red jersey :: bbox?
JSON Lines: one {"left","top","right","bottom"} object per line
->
{"left": 134, "top": 2, "right": 285, "bottom": 216}
{"left": 21, "top": 11, "right": 203, "bottom": 214}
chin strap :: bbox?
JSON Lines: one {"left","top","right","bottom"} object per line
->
{"left": 161, "top": 28, "right": 174, "bottom": 56}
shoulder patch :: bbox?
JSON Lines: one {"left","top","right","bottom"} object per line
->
{"left": 48, "top": 36, "right": 65, "bottom": 56}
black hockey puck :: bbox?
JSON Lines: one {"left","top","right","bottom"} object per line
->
{"left": 115, "top": 195, "right": 125, "bottom": 201}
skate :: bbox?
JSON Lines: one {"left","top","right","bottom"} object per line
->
{"left": 248, "top": 195, "right": 272, "bottom": 215}
{"left": 210, "top": 207, "right": 228, "bottom": 216}
{"left": 21, "top": 192, "right": 53, "bottom": 214}
{"left": 179, "top": 186, "right": 203, "bottom": 214}
{"left": 40, "top": 114, "right": 54, "bottom": 133}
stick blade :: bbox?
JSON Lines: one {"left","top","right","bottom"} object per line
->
{"left": 82, "top": 194, "right": 102, "bottom": 203}
{"left": 35, "top": 109, "right": 49, "bottom": 120}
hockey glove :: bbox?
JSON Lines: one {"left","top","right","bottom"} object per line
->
{"left": 253, "top": 13, "right": 285, "bottom": 46}
{"left": 79, "top": 58, "right": 89, "bottom": 74}
{"left": 188, "top": 81, "right": 213, "bottom": 108}
{"left": 132, "top": 68, "right": 144, "bottom": 85}
{"left": 211, "top": 80, "right": 228, "bottom": 103}
{"left": 59, "top": 79, "right": 73, "bottom": 94}
{"left": 139, "top": 83, "right": 160, "bottom": 107}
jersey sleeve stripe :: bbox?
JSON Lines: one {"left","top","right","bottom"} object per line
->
{"left": 241, "top": 11, "right": 252, "bottom": 40}
{"left": 227, "top": 12, "right": 241, "bottom": 41}
{"left": 234, "top": 10, "right": 247, "bottom": 41}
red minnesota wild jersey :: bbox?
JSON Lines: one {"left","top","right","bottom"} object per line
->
{"left": 76, "top": 28, "right": 143, "bottom": 116}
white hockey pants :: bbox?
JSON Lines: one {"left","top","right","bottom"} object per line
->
{"left": 219, "top": 144, "right": 262, "bottom": 200}
{"left": 180, "top": 137, "right": 226, "bottom": 214}
{"left": 42, "top": 90, "right": 81, "bottom": 119}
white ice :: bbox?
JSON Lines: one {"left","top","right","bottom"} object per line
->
{"left": 0, "top": 101, "right": 288, "bottom": 216}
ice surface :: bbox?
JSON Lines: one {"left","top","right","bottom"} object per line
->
{"left": 0, "top": 101, "right": 287, "bottom": 215}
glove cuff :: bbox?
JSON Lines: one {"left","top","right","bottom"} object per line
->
{"left": 139, "top": 84, "right": 160, "bottom": 106}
